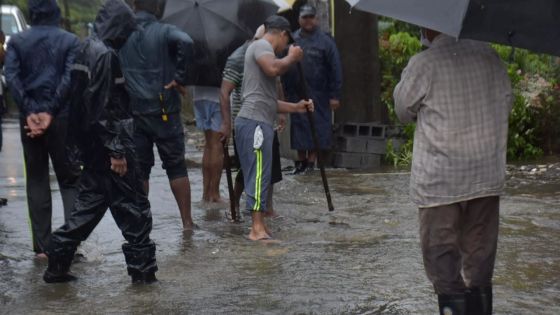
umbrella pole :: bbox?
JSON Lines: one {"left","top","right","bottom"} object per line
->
{"left": 297, "top": 63, "right": 335, "bottom": 212}
{"left": 223, "top": 141, "right": 240, "bottom": 222}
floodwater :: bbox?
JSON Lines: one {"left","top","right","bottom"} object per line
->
{"left": 1, "top": 118, "right": 559, "bottom": 314}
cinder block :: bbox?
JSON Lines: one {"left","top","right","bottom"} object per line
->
{"left": 366, "top": 138, "right": 387, "bottom": 154}
{"left": 337, "top": 122, "right": 387, "bottom": 139}
{"left": 333, "top": 152, "right": 382, "bottom": 169}
{"left": 336, "top": 136, "right": 368, "bottom": 153}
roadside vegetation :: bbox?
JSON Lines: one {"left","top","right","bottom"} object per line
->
{"left": 380, "top": 20, "right": 560, "bottom": 166}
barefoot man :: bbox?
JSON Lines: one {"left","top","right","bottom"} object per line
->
{"left": 235, "top": 16, "right": 313, "bottom": 241}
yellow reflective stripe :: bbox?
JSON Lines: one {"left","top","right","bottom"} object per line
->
{"left": 253, "top": 149, "right": 263, "bottom": 211}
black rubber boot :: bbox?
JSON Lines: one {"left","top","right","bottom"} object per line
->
{"left": 466, "top": 286, "right": 492, "bottom": 315}
{"left": 438, "top": 294, "right": 467, "bottom": 315}
{"left": 43, "top": 255, "right": 77, "bottom": 283}
{"left": 291, "top": 160, "right": 307, "bottom": 175}
{"left": 130, "top": 270, "right": 158, "bottom": 284}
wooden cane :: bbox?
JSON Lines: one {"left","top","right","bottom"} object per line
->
{"left": 297, "top": 63, "right": 335, "bottom": 212}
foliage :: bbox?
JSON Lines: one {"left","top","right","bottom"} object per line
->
{"left": 2, "top": 0, "right": 104, "bottom": 37}
{"left": 379, "top": 30, "right": 421, "bottom": 167}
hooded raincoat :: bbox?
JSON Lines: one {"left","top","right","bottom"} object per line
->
{"left": 47, "top": 0, "right": 157, "bottom": 278}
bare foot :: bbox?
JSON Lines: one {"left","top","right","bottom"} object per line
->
{"left": 35, "top": 253, "right": 48, "bottom": 260}
{"left": 183, "top": 221, "right": 198, "bottom": 231}
{"left": 248, "top": 229, "right": 272, "bottom": 241}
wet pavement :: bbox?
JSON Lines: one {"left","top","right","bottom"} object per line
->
{"left": 1, "top": 118, "right": 559, "bottom": 314}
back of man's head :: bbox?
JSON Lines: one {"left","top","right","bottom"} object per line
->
{"left": 134, "top": 0, "right": 159, "bottom": 15}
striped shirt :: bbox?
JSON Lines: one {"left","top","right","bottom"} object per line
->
{"left": 222, "top": 42, "right": 249, "bottom": 120}
{"left": 394, "top": 35, "right": 513, "bottom": 208}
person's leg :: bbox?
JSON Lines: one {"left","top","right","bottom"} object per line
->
{"left": 460, "top": 196, "right": 499, "bottom": 315}
{"left": 419, "top": 203, "right": 467, "bottom": 314}
{"left": 132, "top": 117, "right": 155, "bottom": 195}
{"left": 235, "top": 118, "right": 273, "bottom": 240}
{"left": 169, "top": 176, "right": 193, "bottom": 229}
{"left": 20, "top": 119, "right": 52, "bottom": 255}
{"left": 44, "top": 171, "right": 109, "bottom": 283}
{"left": 109, "top": 169, "right": 157, "bottom": 283}
{"left": 194, "top": 100, "right": 212, "bottom": 202}
{"left": 156, "top": 119, "right": 193, "bottom": 229}
{"left": 206, "top": 130, "right": 224, "bottom": 202}
{"left": 47, "top": 116, "right": 81, "bottom": 221}
{"left": 306, "top": 150, "right": 317, "bottom": 172}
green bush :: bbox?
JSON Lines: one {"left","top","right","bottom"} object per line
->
{"left": 379, "top": 31, "right": 421, "bottom": 167}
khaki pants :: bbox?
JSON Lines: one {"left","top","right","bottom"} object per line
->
{"left": 419, "top": 196, "right": 499, "bottom": 295}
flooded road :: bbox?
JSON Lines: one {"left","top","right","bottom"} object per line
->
{"left": 1, "top": 118, "right": 559, "bottom": 314}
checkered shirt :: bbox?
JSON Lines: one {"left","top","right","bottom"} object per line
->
{"left": 394, "top": 35, "right": 513, "bottom": 208}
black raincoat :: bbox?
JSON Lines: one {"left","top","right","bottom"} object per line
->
{"left": 47, "top": 0, "right": 157, "bottom": 278}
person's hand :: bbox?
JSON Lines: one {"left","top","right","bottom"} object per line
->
{"left": 277, "top": 114, "right": 287, "bottom": 133}
{"left": 219, "top": 121, "right": 231, "bottom": 144}
{"left": 296, "top": 99, "right": 314, "bottom": 113}
{"left": 25, "top": 113, "right": 46, "bottom": 138}
{"left": 288, "top": 45, "right": 304, "bottom": 63}
{"left": 330, "top": 99, "right": 341, "bottom": 111}
{"left": 110, "top": 157, "right": 128, "bottom": 177}
{"left": 164, "top": 80, "right": 187, "bottom": 96}
{"left": 37, "top": 112, "right": 53, "bottom": 130}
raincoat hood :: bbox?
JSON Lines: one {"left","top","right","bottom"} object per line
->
{"left": 28, "top": 0, "right": 61, "bottom": 26}
{"left": 94, "top": 0, "right": 137, "bottom": 45}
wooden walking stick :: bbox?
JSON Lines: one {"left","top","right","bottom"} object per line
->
{"left": 297, "top": 63, "right": 335, "bottom": 211}
{"left": 223, "top": 141, "right": 240, "bottom": 222}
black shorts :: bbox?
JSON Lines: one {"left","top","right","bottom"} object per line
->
{"left": 134, "top": 113, "right": 188, "bottom": 181}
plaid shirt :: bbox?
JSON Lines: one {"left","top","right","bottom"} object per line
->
{"left": 394, "top": 35, "right": 513, "bottom": 208}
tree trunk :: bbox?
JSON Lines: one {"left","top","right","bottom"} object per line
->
{"left": 333, "top": 0, "right": 384, "bottom": 123}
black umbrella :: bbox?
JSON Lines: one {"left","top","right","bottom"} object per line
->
{"left": 162, "top": 0, "right": 279, "bottom": 86}
{"left": 347, "top": 0, "right": 560, "bottom": 56}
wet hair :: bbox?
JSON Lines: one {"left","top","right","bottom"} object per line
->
{"left": 134, "top": 0, "right": 159, "bottom": 15}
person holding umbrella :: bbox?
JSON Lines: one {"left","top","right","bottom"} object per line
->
{"left": 119, "top": 0, "right": 195, "bottom": 230}
{"left": 394, "top": 28, "right": 512, "bottom": 314}
{"left": 235, "top": 15, "right": 313, "bottom": 241}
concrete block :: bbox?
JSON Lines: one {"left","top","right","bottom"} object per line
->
{"left": 336, "top": 122, "right": 387, "bottom": 139}
{"left": 333, "top": 152, "right": 382, "bottom": 169}
{"left": 366, "top": 138, "right": 387, "bottom": 154}
{"left": 336, "top": 136, "right": 368, "bottom": 153}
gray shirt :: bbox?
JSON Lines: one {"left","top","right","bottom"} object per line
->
{"left": 394, "top": 35, "right": 513, "bottom": 208}
{"left": 237, "top": 39, "right": 277, "bottom": 126}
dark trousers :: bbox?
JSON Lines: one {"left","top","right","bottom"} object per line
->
{"left": 20, "top": 116, "right": 81, "bottom": 253}
{"left": 48, "top": 167, "right": 157, "bottom": 275}
{"left": 419, "top": 196, "right": 500, "bottom": 295}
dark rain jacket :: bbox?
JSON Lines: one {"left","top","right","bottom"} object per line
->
{"left": 282, "top": 29, "right": 342, "bottom": 150}
{"left": 119, "top": 11, "right": 193, "bottom": 116}
{"left": 4, "top": 0, "right": 79, "bottom": 117}
{"left": 67, "top": 0, "right": 138, "bottom": 170}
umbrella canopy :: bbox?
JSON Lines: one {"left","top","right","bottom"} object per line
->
{"left": 163, "top": 0, "right": 279, "bottom": 86}
{"left": 273, "top": 0, "right": 296, "bottom": 12}
{"left": 346, "top": 0, "right": 560, "bottom": 56}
